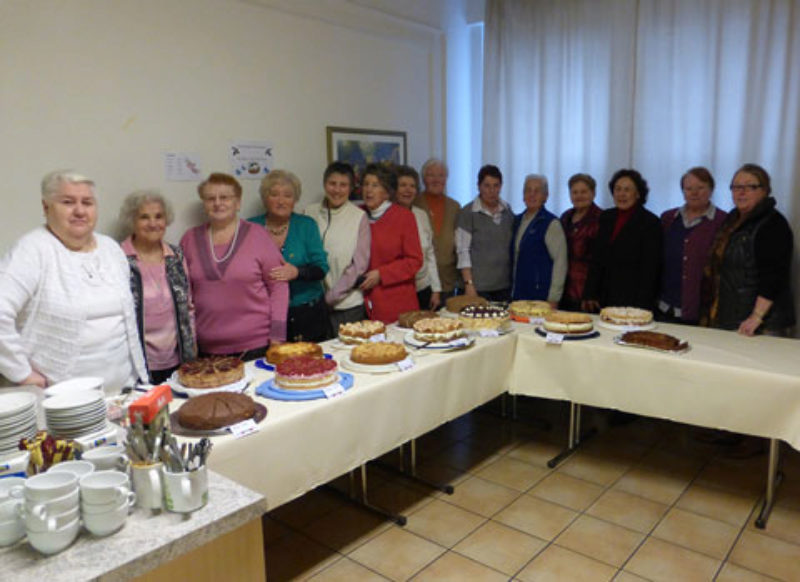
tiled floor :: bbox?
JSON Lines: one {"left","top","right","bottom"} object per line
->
{"left": 263, "top": 398, "right": 800, "bottom": 581}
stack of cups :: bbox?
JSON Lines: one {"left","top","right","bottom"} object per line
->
{"left": 79, "top": 471, "right": 136, "bottom": 537}
{"left": 0, "top": 477, "right": 26, "bottom": 546}
{"left": 18, "top": 472, "right": 81, "bottom": 554}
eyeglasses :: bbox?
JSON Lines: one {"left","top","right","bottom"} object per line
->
{"left": 729, "top": 184, "right": 761, "bottom": 193}
{"left": 203, "top": 194, "right": 237, "bottom": 204}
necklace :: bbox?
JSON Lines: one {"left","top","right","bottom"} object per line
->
{"left": 208, "top": 220, "right": 240, "bottom": 263}
{"left": 266, "top": 222, "right": 288, "bottom": 236}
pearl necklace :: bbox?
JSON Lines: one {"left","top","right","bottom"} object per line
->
{"left": 208, "top": 220, "right": 240, "bottom": 263}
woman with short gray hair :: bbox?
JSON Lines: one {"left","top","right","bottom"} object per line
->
{"left": 0, "top": 169, "right": 148, "bottom": 393}
{"left": 119, "top": 190, "right": 196, "bottom": 383}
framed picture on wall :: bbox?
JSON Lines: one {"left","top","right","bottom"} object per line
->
{"left": 326, "top": 126, "right": 407, "bottom": 199}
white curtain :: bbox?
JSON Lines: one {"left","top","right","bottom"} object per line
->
{"left": 482, "top": 0, "right": 800, "bottom": 225}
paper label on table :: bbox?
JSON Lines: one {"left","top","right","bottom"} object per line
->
{"left": 530, "top": 317, "right": 545, "bottom": 325}
{"left": 450, "top": 338, "right": 470, "bottom": 347}
{"left": 479, "top": 329, "right": 500, "bottom": 338}
{"left": 545, "top": 332, "right": 564, "bottom": 344}
{"left": 369, "top": 334, "right": 386, "bottom": 342}
{"left": 396, "top": 358, "right": 415, "bottom": 372}
{"left": 229, "top": 419, "right": 259, "bottom": 439}
{"left": 323, "top": 384, "right": 346, "bottom": 399}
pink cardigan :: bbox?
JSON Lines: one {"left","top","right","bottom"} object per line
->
{"left": 180, "top": 220, "right": 288, "bottom": 354}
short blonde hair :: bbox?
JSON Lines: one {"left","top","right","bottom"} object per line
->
{"left": 259, "top": 170, "right": 302, "bottom": 205}
{"left": 41, "top": 169, "right": 95, "bottom": 201}
{"left": 118, "top": 190, "right": 174, "bottom": 236}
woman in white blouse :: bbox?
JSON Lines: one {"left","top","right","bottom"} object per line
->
{"left": 395, "top": 165, "right": 442, "bottom": 310}
{"left": 0, "top": 170, "right": 147, "bottom": 394}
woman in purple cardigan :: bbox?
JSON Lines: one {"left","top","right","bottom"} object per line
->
{"left": 658, "top": 167, "right": 726, "bottom": 324}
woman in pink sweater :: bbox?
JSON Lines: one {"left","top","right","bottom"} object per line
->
{"left": 181, "top": 173, "right": 288, "bottom": 359}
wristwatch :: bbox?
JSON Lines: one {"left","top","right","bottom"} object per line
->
{"left": 464, "top": 280, "right": 474, "bottom": 286}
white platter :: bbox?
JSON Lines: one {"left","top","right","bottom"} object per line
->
{"left": 44, "top": 376, "right": 104, "bottom": 398}
{"left": 0, "top": 392, "right": 37, "bottom": 419}
{"left": 42, "top": 390, "right": 104, "bottom": 412}
{"left": 341, "top": 355, "right": 414, "bottom": 374}
{"left": 167, "top": 370, "right": 253, "bottom": 398}
{"left": 403, "top": 332, "right": 475, "bottom": 350}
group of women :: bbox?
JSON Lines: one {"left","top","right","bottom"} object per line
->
{"left": 0, "top": 161, "right": 794, "bottom": 395}
{"left": 455, "top": 162, "right": 795, "bottom": 337}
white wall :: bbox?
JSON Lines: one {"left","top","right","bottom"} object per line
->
{"left": 0, "top": 0, "right": 450, "bottom": 247}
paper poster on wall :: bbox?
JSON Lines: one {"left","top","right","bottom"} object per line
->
{"left": 230, "top": 141, "right": 273, "bottom": 179}
{"left": 164, "top": 153, "right": 203, "bottom": 181}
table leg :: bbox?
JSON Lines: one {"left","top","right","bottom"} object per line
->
{"left": 755, "top": 438, "right": 783, "bottom": 529}
{"left": 374, "top": 440, "right": 455, "bottom": 494}
{"left": 326, "top": 466, "right": 408, "bottom": 526}
{"left": 547, "top": 402, "right": 596, "bottom": 468}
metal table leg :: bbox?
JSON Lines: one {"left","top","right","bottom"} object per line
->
{"left": 373, "top": 439, "right": 454, "bottom": 495}
{"left": 547, "top": 402, "right": 596, "bottom": 468}
{"left": 755, "top": 438, "right": 783, "bottom": 529}
{"left": 325, "top": 465, "right": 407, "bottom": 526}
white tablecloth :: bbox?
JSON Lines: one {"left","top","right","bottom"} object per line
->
{"left": 193, "top": 328, "right": 515, "bottom": 510}
{"left": 509, "top": 319, "right": 800, "bottom": 450}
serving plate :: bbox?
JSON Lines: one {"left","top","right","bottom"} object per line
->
{"left": 534, "top": 327, "right": 600, "bottom": 340}
{"left": 167, "top": 370, "right": 253, "bottom": 398}
{"left": 613, "top": 334, "right": 690, "bottom": 354}
{"left": 169, "top": 403, "right": 268, "bottom": 437}
{"left": 341, "top": 355, "right": 414, "bottom": 374}
{"left": 403, "top": 332, "right": 475, "bottom": 350}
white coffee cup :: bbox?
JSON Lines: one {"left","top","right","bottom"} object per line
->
{"left": 82, "top": 445, "right": 128, "bottom": 472}
{"left": 161, "top": 465, "right": 208, "bottom": 513}
{"left": 25, "top": 488, "right": 80, "bottom": 521}
{"left": 27, "top": 517, "right": 80, "bottom": 554}
{"left": 0, "top": 515, "right": 25, "bottom": 547}
{"left": 131, "top": 462, "right": 163, "bottom": 510}
{"left": 83, "top": 497, "right": 131, "bottom": 537}
{"left": 81, "top": 489, "right": 135, "bottom": 513}
{"left": 24, "top": 504, "right": 79, "bottom": 533}
{"left": 0, "top": 497, "right": 22, "bottom": 521}
{"left": 21, "top": 472, "right": 78, "bottom": 503}
{"left": 0, "top": 477, "right": 26, "bottom": 500}
{"left": 49, "top": 460, "right": 95, "bottom": 479}
{"left": 79, "top": 470, "right": 130, "bottom": 505}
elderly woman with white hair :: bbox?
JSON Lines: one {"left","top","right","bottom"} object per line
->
{"left": 510, "top": 174, "right": 568, "bottom": 304}
{"left": 0, "top": 170, "right": 147, "bottom": 394}
{"left": 119, "top": 190, "right": 196, "bottom": 384}
{"left": 250, "top": 170, "right": 330, "bottom": 342}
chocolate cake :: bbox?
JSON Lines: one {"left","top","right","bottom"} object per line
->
{"left": 177, "top": 392, "right": 257, "bottom": 430}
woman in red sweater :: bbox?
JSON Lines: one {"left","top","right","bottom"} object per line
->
{"left": 359, "top": 164, "right": 423, "bottom": 323}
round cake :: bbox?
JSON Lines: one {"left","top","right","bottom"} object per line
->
{"left": 620, "top": 331, "right": 688, "bottom": 351}
{"left": 412, "top": 317, "right": 464, "bottom": 342}
{"left": 398, "top": 310, "right": 438, "bottom": 328}
{"left": 509, "top": 300, "right": 552, "bottom": 318}
{"left": 177, "top": 392, "right": 256, "bottom": 430}
{"left": 351, "top": 342, "right": 407, "bottom": 365}
{"left": 445, "top": 295, "right": 488, "bottom": 314}
{"left": 177, "top": 356, "right": 245, "bottom": 389}
{"left": 275, "top": 356, "right": 339, "bottom": 390}
{"left": 338, "top": 320, "right": 386, "bottom": 344}
{"left": 543, "top": 311, "right": 594, "bottom": 334}
{"left": 266, "top": 342, "right": 323, "bottom": 365}
{"left": 458, "top": 304, "right": 511, "bottom": 331}
{"left": 600, "top": 307, "right": 653, "bottom": 326}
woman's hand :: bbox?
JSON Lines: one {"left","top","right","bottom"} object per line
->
{"left": 429, "top": 292, "right": 441, "bottom": 311}
{"left": 738, "top": 315, "right": 762, "bottom": 336}
{"left": 463, "top": 283, "right": 478, "bottom": 297}
{"left": 21, "top": 370, "right": 47, "bottom": 389}
{"left": 359, "top": 270, "right": 381, "bottom": 291}
{"left": 581, "top": 299, "right": 600, "bottom": 313}
{"left": 269, "top": 258, "right": 299, "bottom": 282}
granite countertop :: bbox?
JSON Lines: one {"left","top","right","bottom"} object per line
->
{"left": 2, "top": 470, "right": 267, "bottom": 582}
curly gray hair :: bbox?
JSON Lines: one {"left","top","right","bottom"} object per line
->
{"left": 118, "top": 189, "right": 174, "bottom": 236}
{"left": 41, "top": 169, "right": 95, "bottom": 201}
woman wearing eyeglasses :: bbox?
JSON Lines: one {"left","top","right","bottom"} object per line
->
{"left": 657, "top": 167, "right": 726, "bottom": 325}
{"left": 180, "top": 173, "right": 288, "bottom": 359}
{"left": 703, "top": 164, "right": 795, "bottom": 336}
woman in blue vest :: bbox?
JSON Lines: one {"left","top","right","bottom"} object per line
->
{"left": 510, "top": 174, "right": 568, "bottom": 305}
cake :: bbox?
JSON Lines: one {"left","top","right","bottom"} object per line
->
{"left": 412, "top": 317, "right": 464, "bottom": 342}
{"left": 445, "top": 295, "right": 488, "bottom": 314}
{"left": 351, "top": 342, "right": 408, "bottom": 365}
{"left": 177, "top": 392, "right": 257, "bottom": 430}
{"left": 274, "top": 356, "right": 339, "bottom": 390}
{"left": 509, "top": 300, "right": 552, "bottom": 318}
{"left": 600, "top": 306, "right": 653, "bottom": 326}
{"left": 266, "top": 342, "right": 323, "bottom": 364}
{"left": 177, "top": 356, "right": 245, "bottom": 388}
{"left": 398, "top": 310, "right": 438, "bottom": 328}
{"left": 619, "top": 331, "right": 688, "bottom": 351}
{"left": 338, "top": 320, "right": 386, "bottom": 344}
{"left": 542, "top": 311, "right": 594, "bottom": 334}
{"left": 458, "top": 304, "right": 511, "bottom": 331}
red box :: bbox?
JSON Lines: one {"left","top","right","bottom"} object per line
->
{"left": 128, "top": 384, "right": 172, "bottom": 425}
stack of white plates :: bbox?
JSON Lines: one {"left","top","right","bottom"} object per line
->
{"left": 44, "top": 377, "right": 104, "bottom": 398}
{"left": 0, "top": 392, "right": 38, "bottom": 456}
{"left": 43, "top": 391, "right": 108, "bottom": 439}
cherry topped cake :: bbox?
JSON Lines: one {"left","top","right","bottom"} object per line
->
{"left": 338, "top": 320, "right": 386, "bottom": 344}
{"left": 458, "top": 304, "right": 511, "bottom": 331}
{"left": 177, "top": 356, "right": 245, "bottom": 388}
{"left": 274, "top": 356, "right": 339, "bottom": 390}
